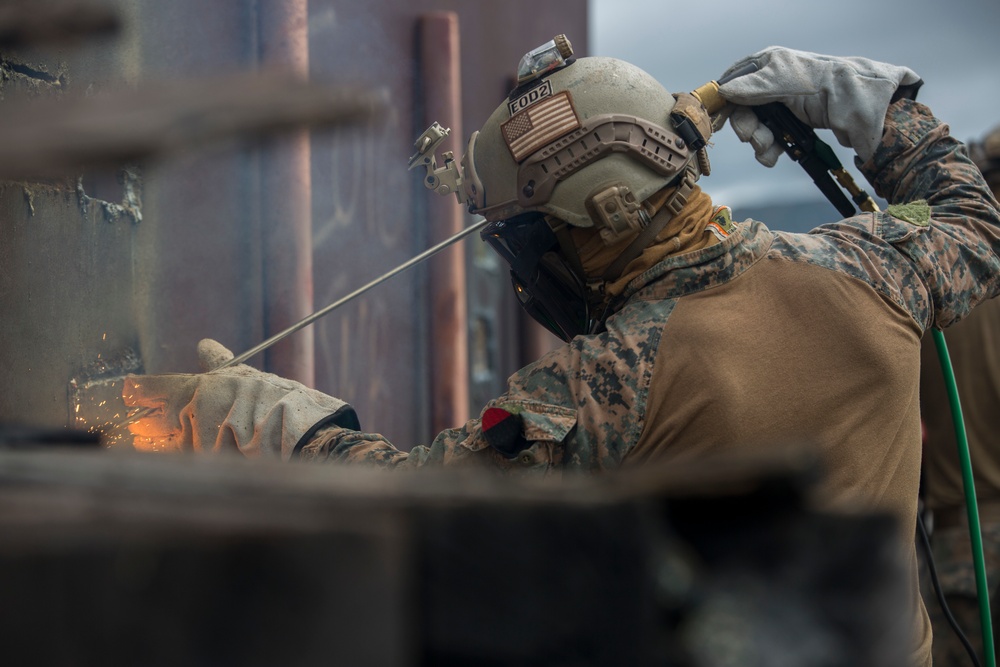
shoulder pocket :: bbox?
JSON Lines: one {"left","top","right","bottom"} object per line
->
{"left": 874, "top": 210, "right": 931, "bottom": 245}
{"left": 461, "top": 399, "right": 577, "bottom": 470}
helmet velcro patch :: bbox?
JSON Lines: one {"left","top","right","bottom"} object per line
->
{"left": 886, "top": 200, "right": 930, "bottom": 227}
{"left": 501, "top": 91, "right": 580, "bottom": 162}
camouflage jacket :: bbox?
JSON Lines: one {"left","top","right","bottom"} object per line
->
{"left": 300, "top": 99, "right": 1000, "bottom": 486}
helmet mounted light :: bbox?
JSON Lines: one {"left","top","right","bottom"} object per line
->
{"left": 515, "top": 34, "right": 574, "bottom": 86}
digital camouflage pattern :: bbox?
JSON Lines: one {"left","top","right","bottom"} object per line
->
{"left": 301, "top": 294, "right": 670, "bottom": 473}
{"left": 921, "top": 523, "right": 1000, "bottom": 665}
{"left": 919, "top": 121, "right": 1000, "bottom": 666}
{"left": 866, "top": 103, "right": 1000, "bottom": 330}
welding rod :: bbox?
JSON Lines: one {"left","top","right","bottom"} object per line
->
{"left": 120, "top": 218, "right": 489, "bottom": 429}
{"left": 226, "top": 216, "right": 490, "bottom": 368}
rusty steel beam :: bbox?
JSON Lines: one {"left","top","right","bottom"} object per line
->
{"left": 421, "top": 12, "right": 470, "bottom": 433}
{"left": 0, "top": 0, "right": 119, "bottom": 48}
{"left": 0, "top": 74, "right": 384, "bottom": 182}
{"left": 257, "top": 0, "right": 315, "bottom": 386}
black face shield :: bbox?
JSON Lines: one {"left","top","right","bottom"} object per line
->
{"left": 480, "top": 212, "right": 596, "bottom": 342}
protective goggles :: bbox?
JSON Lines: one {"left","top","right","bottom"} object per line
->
{"left": 480, "top": 212, "right": 596, "bottom": 342}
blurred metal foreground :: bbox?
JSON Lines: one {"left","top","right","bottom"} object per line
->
{"left": 0, "top": 442, "right": 911, "bottom": 667}
{"left": 0, "top": 73, "right": 386, "bottom": 182}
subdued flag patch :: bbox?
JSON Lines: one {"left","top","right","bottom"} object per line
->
{"left": 481, "top": 406, "right": 527, "bottom": 458}
{"left": 501, "top": 91, "right": 580, "bottom": 162}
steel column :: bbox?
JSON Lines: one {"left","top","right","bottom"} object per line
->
{"left": 420, "top": 12, "right": 470, "bottom": 432}
{"left": 258, "top": 0, "right": 314, "bottom": 384}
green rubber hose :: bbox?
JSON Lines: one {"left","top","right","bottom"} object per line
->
{"left": 932, "top": 327, "right": 996, "bottom": 667}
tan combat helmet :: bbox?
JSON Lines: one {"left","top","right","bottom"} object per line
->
{"left": 970, "top": 124, "right": 1000, "bottom": 198}
{"left": 464, "top": 38, "right": 708, "bottom": 231}
{"left": 410, "top": 35, "right": 715, "bottom": 341}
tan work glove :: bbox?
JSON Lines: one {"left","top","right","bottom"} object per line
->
{"left": 123, "top": 339, "right": 359, "bottom": 459}
{"left": 718, "top": 46, "right": 922, "bottom": 165}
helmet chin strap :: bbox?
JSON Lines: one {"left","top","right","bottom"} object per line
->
{"left": 548, "top": 163, "right": 699, "bottom": 325}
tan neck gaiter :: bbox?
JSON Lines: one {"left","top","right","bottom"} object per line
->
{"left": 570, "top": 184, "right": 716, "bottom": 298}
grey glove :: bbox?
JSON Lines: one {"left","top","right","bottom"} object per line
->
{"left": 718, "top": 46, "right": 921, "bottom": 164}
{"left": 726, "top": 106, "right": 784, "bottom": 167}
{"left": 123, "top": 338, "right": 359, "bottom": 459}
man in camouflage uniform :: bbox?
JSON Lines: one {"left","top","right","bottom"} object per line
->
{"left": 125, "top": 45, "right": 1000, "bottom": 665}
{"left": 920, "top": 124, "right": 1000, "bottom": 665}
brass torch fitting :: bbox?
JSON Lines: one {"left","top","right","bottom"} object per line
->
{"left": 691, "top": 81, "right": 725, "bottom": 115}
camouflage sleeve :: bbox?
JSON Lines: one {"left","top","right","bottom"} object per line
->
{"left": 860, "top": 99, "right": 1000, "bottom": 328}
{"left": 297, "top": 401, "right": 577, "bottom": 474}
{"left": 297, "top": 296, "right": 667, "bottom": 473}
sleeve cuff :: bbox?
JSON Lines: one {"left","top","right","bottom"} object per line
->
{"left": 291, "top": 404, "right": 361, "bottom": 457}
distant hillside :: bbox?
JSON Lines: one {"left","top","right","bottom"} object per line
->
{"left": 733, "top": 199, "right": 849, "bottom": 234}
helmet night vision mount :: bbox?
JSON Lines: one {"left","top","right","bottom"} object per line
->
{"left": 407, "top": 35, "right": 576, "bottom": 208}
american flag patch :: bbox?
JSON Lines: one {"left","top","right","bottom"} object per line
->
{"left": 501, "top": 91, "right": 580, "bottom": 162}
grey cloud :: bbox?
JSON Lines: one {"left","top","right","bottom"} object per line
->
{"left": 589, "top": 0, "right": 1000, "bottom": 205}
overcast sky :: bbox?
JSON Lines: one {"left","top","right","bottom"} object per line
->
{"left": 589, "top": 0, "right": 1000, "bottom": 207}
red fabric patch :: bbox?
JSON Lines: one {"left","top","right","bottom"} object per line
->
{"left": 482, "top": 407, "right": 512, "bottom": 431}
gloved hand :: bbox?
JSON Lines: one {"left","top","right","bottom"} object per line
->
{"left": 718, "top": 46, "right": 921, "bottom": 164}
{"left": 123, "top": 339, "right": 359, "bottom": 459}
